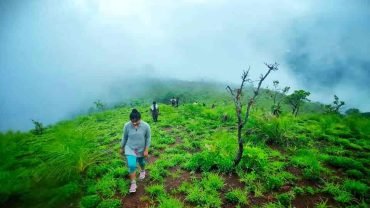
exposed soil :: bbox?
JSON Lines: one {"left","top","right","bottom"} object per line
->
{"left": 292, "top": 193, "right": 339, "bottom": 208}
{"left": 121, "top": 185, "right": 151, "bottom": 208}
{"left": 220, "top": 173, "right": 247, "bottom": 208}
{"left": 249, "top": 195, "right": 271, "bottom": 206}
{"left": 164, "top": 168, "right": 191, "bottom": 192}
{"left": 296, "top": 179, "right": 321, "bottom": 188}
{"left": 223, "top": 173, "right": 245, "bottom": 190}
{"left": 163, "top": 127, "right": 173, "bottom": 132}
{"left": 267, "top": 143, "right": 287, "bottom": 155}
{"left": 121, "top": 172, "right": 153, "bottom": 208}
{"left": 286, "top": 166, "right": 301, "bottom": 176}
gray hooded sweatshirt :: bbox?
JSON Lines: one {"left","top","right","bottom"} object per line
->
{"left": 121, "top": 121, "right": 151, "bottom": 157}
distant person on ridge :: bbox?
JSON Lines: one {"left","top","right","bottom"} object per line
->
{"left": 120, "top": 109, "right": 151, "bottom": 193}
{"left": 150, "top": 101, "right": 159, "bottom": 122}
{"left": 175, "top": 97, "right": 179, "bottom": 107}
{"left": 170, "top": 97, "right": 176, "bottom": 107}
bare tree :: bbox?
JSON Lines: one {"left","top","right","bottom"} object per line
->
{"left": 227, "top": 63, "right": 279, "bottom": 166}
{"left": 270, "top": 80, "right": 290, "bottom": 117}
{"left": 325, "top": 95, "right": 345, "bottom": 114}
{"left": 94, "top": 100, "right": 105, "bottom": 111}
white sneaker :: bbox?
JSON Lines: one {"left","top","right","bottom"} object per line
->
{"left": 129, "top": 183, "right": 137, "bottom": 193}
{"left": 139, "top": 170, "right": 146, "bottom": 180}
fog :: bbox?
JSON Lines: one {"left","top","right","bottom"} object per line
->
{"left": 1, "top": 0, "right": 369, "bottom": 131}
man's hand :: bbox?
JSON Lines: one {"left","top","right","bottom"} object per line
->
{"left": 143, "top": 149, "right": 149, "bottom": 157}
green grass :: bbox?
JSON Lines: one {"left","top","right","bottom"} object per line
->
{"left": 0, "top": 85, "right": 369, "bottom": 207}
{"left": 225, "top": 188, "right": 248, "bottom": 205}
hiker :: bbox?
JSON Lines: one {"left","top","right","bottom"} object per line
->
{"left": 175, "top": 97, "right": 179, "bottom": 107}
{"left": 120, "top": 109, "right": 151, "bottom": 193}
{"left": 150, "top": 101, "right": 159, "bottom": 122}
{"left": 222, "top": 113, "right": 228, "bottom": 122}
{"left": 170, "top": 97, "right": 176, "bottom": 107}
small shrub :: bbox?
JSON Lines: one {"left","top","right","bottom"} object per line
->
{"left": 323, "top": 182, "right": 352, "bottom": 203}
{"left": 262, "top": 202, "right": 285, "bottom": 208}
{"left": 157, "top": 197, "right": 184, "bottom": 208}
{"left": 31, "top": 119, "right": 45, "bottom": 135}
{"left": 87, "top": 165, "right": 109, "bottom": 178}
{"left": 343, "top": 180, "right": 369, "bottom": 197}
{"left": 95, "top": 175, "right": 116, "bottom": 198}
{"left": 145, "top": 184, "right": 166, "bottom": 199}
{"left": 265, "top": 175, "right": 284, "bottom": 191}
{"left": 80, "top": 195, "right": 101, "bottom": 208}
{"left": 239, "top": 146, "right": 268, "bottom": 172}
{"left": 346, "top": 169, "right": 364, "bottom": 179}
{"left": 264, "top": 171, "right": 295, "bottom": 191}
{"left": 325, "top": 156, "right": 364, "bottom": 172}
{"left": 201, "top": 173, "right": 224, "bottom": 191}
{"left": 116, "top": 180, "right": 129, "bottom": 196}
{"left": 277, "top": 191, "right": 295, "bottom": 207}
{"left": 177, "top": 182, "right": 191, "bottom": 194}
{"left": 315, "top": 199, "right": 329, "bottom": 208}
{"left": 291, "top": 149, "right": 322, "bottom": 180}
{"left": 293, "top": 187, "right": 304, "bottom": 195}
{"left": 97, "top": 199, "right": 121, "bottom": 208}
{"left": 225, "top": 188, "right": 248, "bottom": 205}
{"left": 305, "top": 186, "right": 316, "bottom": 195}
{"left": 186, "top": 186, "right": 221, "bottom": 208}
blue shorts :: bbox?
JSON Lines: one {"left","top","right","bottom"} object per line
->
{"left": 126, "top": 155, "right": 146, "bottom": 174}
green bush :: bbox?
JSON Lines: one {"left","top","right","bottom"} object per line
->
{"left": 95, "top": 175, "right": 116, "bottom": 198}
{"left": 343, "top": 180, "right": 369, "bottom": 197}
{"left": 157, "top": 196, "right": 184, "bottom": 208}
{"left": 97, "top": 199, "right": 121, "bottom": 208}
{"left": 265, "top": 174, "right": 284, "bottom": 191}
{"left": 325, "top": 156, "right": 364, "bottom": 172}
{"left": 305, "top": 186, "right": 316, "bottom": 195}
{"left": 201, "top": 173, "right": 225, "bottom": 191}
{"left": 116, "top": 180, "right": 129, "bottom": 196}
{"left": 291, "top": 149, "right": 322, "bottom": 180}
{"left": 293, "top": 187, "right": 304, "bottom": 195}
{"left": 225, "top": 188, "right": 248, "bottom": 205}
{"left": 186, "top": 186, "right": 222, "bottom": 208}
{"left": 80, "top": 195, "right": 101, "bottom": 208}
{"left": 145, "top": 184, "right": 166, "bottom": 199}
{"left": 184, "top": 131, "right": 235, "bottom": 173}
{"left": 277, "top": 191, "right": 295, "bottom": 207}
{"left": 346, "top": 169, "right": 364, "bottom": 179}
{"left": 179, "top": 173, "right": 224, "bottom": 208}
{"left": 254, "top": 116, "right": 296, "bottom": 146}
{"left": 323, "top": 182, "right": 352, "bottom": 203}
{"left": 239, "top": 146, "right": 268, "bottom": 172}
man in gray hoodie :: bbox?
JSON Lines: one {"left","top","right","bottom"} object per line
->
{"left": 120, "top": 109, "right": 151, "bottom": 193}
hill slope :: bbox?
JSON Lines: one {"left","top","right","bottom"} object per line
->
{"left": 0, "top": 85, "right": 369, "bottom": 208}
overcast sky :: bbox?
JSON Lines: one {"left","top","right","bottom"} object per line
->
{"left": 1, "top": 0, "right": 369, "bottom": 131}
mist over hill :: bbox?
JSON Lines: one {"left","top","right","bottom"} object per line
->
{"left": 1, "top": 76, "right": 328, "bottom": 132}
{"left": 1, "top": 0, "right": 369, "bottom": 129}
{"left": 0, "top": 76, "right": 229, "bottom": 131}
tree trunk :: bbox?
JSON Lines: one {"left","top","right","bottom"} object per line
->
{"left": 234, "top": 123, "right": 244, "bottom": 166}
{"left": 234, "top": 141, "right": 243, "bottom": 166}
{"left": 295, "top": 106, "right": 300, "bottom": 117}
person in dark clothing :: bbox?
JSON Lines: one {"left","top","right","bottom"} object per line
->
{"left": 170, "top": 97, "right": 176, "bottom": 107}
{"left": 150, "top": 101, "right": 159, "bottom": 122}
{"left": 175, "top": 97, "right": 179, "bottom": 107}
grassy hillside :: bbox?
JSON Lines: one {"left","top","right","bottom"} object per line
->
{"left": 0, "top": 83, "right": 369, "bottom": 208}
